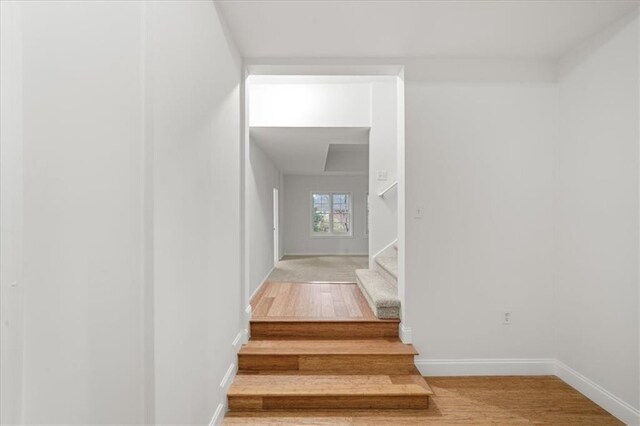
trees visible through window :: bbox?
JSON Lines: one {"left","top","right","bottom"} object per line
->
{"left": 312, "top": 192, "right": 352, "bottom": 236}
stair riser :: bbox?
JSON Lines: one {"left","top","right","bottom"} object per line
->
{"left": 238, "top": 354, "right": 416, "bottom": 374}
{"left": 228, "top": 395, "right": 429, "bottom": 410}
{"left": 250, "top": 321, "right": 399, "bottom": 339}
{"left": 375, "top": 262, "right": 397, "bottom": 285}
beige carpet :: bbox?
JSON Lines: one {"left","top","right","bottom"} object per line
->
{"left": 267, "top": 255, "right": 368, "bottom": 283}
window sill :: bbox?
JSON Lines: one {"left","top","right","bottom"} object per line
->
{"left": 310, "top": 234, "right": 354, "bottom": 239}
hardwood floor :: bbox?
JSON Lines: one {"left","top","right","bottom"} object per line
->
{"left": 226, "top": 283, "right": 621, "bottom": 424}
{"left": 238, "top": 339, "right": 418, "bottom": 374}
{"left": 227, "top": 282, "right": 432, "bottom": 416}
{"left": 225, "top": 376, "right": 623, "bottom": 425}
{"left": 251, "top": 282, "right": 378, "bottom": 320}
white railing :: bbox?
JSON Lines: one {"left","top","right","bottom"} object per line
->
{"left": 378, "top": 181, "right": 398, "bottom": 198}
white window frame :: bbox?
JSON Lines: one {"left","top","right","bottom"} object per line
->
{"left": 364, "top": 192, "right": 369, "bottom": 237}
{"left": 310, "top": 191, "right": 353, "bottom": 238}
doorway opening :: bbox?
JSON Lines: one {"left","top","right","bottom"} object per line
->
{"left": 242, "top": 69, "right": 406, "bottom": 336}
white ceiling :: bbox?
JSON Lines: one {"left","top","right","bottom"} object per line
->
{"left": 217, "top": 0, "right": 638, "bottom": 59}
{"left": 250, "top": 127, "right": 370, "bottom": 175}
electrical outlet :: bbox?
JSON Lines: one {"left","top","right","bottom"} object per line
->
{"left": 502, "top": 310, "right": 513, "bottom": 325}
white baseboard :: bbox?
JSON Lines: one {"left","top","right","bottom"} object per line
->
{"left": 555, "top": 361, "right": 640, "bottom": 425}
{"left": 399, "top": 322, "right": 412, "bottom": 344}
{"left": 209, "top": 330, "right": 247, "bottom": 425}
{"left": 284, "top": 252, "right": 369, "bottom": 256}
{"left": 209, "top": 403, "right": 224, "bottom": 426}
{"left": 249, "top": 266, "right": 275, "bottom": 304}
{"left": 220, "top": 363, "right": 236, "bottom": 391}
{"left": 416, "top": 358, "right": 556, "bottom": 376}
{"left": 415, "top": 357, "right": 639, "bottom": 424}
{"left": 232, "top": 329, "right": 248, "bottom": 349}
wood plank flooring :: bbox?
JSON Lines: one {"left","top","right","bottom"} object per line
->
{"left": 225, "top": 376, "right": 623, "bottom": 425}
{"left": 250, "top": 282, "right": 399, "bottom": 339}
{"left": 225, "top": 282, "right": 622, "bottom": 424}
{"left": 238, "top": 339, "right": 419, "bottom": 375}
{"left": 227, "top": 282, "right": 432, "bottom": 415}
{"left": 251, "top": 282, "right": 378, "bottom": 320}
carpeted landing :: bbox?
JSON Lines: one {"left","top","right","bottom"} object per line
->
{"left": 267, "top": 255, "right": 368, "bottom": 283}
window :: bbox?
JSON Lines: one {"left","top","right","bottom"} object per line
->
{"left": 312, "top": 192, "right": 352, "bottom": 237}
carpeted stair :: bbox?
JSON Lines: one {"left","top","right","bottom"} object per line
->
{"left": 355, "top": 252, "right": 400, "bottom": 319}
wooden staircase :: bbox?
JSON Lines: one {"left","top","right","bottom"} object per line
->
{"left": 225, "top": 282, "right": 433, "bottom": 420}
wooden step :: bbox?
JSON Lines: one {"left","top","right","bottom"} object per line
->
{"left": 227, "top": 374, "right": 432, "bottom": 410}
{"left": 250, "top": 319, "right": 399, "bottom": 339}
{"left": 238, "top": 339, "right": 418, "bottom": 374}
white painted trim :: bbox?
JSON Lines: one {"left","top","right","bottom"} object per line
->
{"left": 399, "top": 323, "right": 412, "bottom": 344}
{"left": 378, "top": 180, "right": 398, "bottom": 198}
{"left": 246, "top": 61, "right": 404, "bottom": 77}
{"left": 555, "top": 361, "right": 640, "bottom": 425}
{"left": 220, "top": 363, "right": 236, "bottom": 391}
{"left": 372, "top": 238, "right": 398, "bottom": 260}
{"left": 209, "top": 329, "right": 248, "bottom": 425}
{"left": 249, "top": 266, "right": 274, "bottom": 304}
{"left": 208, "top": 404, "right": 224, "bottom": 426}
{"left": 244, "top": 305, "right": 252, "bottom": 340}
{"left": 232, "top": 330, "right": 247, "bottom": 349}
{"left": 283, "top": 252, "right": 369, "bottom": 256}
{"left": 416, "top": 358, "right": 556, "bottom": 376}
{"left": 241, "top": 65, "right": 251, "bottom": 332}
{"left": 395, "top": 71, "right": 406, "bottom": 326}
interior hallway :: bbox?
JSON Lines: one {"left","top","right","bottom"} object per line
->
{"left": 267, "top": 255, "right": 368, "bottom": 283}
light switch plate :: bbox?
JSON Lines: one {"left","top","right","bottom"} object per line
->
{"left": 377, "top": 170, "right": 387, "bottom": 181}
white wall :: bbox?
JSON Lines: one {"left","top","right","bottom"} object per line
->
{"left": 18, "top": 2, "right": 146, "bottom": 423}
{"left": 405, "top": 81, "right": 558, "bottom": 365}
{"left": 283, "top": 175, "right": 369, "bottom": 255}
{"left": 556, "top": 14, "right": 639, "bottom": 421}
{"left": 147, "top": 1, "right": 242, "bottom": 424}
{"left": 1, "top": 2, "right": 24, "bottom": 424}
{"left": 249, "top": 81, "right": 371, "bottom": 127}
{"left": 1, "top": 2, "right": 243, "bottom": 424}
{"left": 403, "top": 14, "right": 639, "bottom": 422}
{"left": 248, "top": 141, "right": 282, "bottom": 296}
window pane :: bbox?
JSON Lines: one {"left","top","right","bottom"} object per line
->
{"left": 332, "top": 193, "right": 349, "bottom": 213}
{"left": 312, "top": 193, "right": 330, "bottom": 233}
{"left": 332, "top": 193, "right": 350, "bottom": 234}
{"left": 332, "top": 213, "right": 350, "bottom": 234}
{"left": 313, "top": 193, "right": 329, "bottom": 210}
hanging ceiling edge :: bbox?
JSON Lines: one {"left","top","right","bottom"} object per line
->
{"left": 244, "top": 58, "right": 404, "bottom": 77}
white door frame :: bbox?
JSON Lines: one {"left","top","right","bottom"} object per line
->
{"left": 273, "top": 188, "right": 279, "bottom": 264}
{"left": 241, "top": 62, "right": 407, "bottom": 341}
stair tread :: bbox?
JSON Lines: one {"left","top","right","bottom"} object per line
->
{"left": 375, "top": 256, "right": 398, "bottom": 279}
{"left": 355, "top": 269, "right": 399, "bottom": 307}
{"left": 229, "top": 374, "right": 433, "bottom": 397}
{"left": 239, "top": 339, "right": 417, "bottom": 355}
